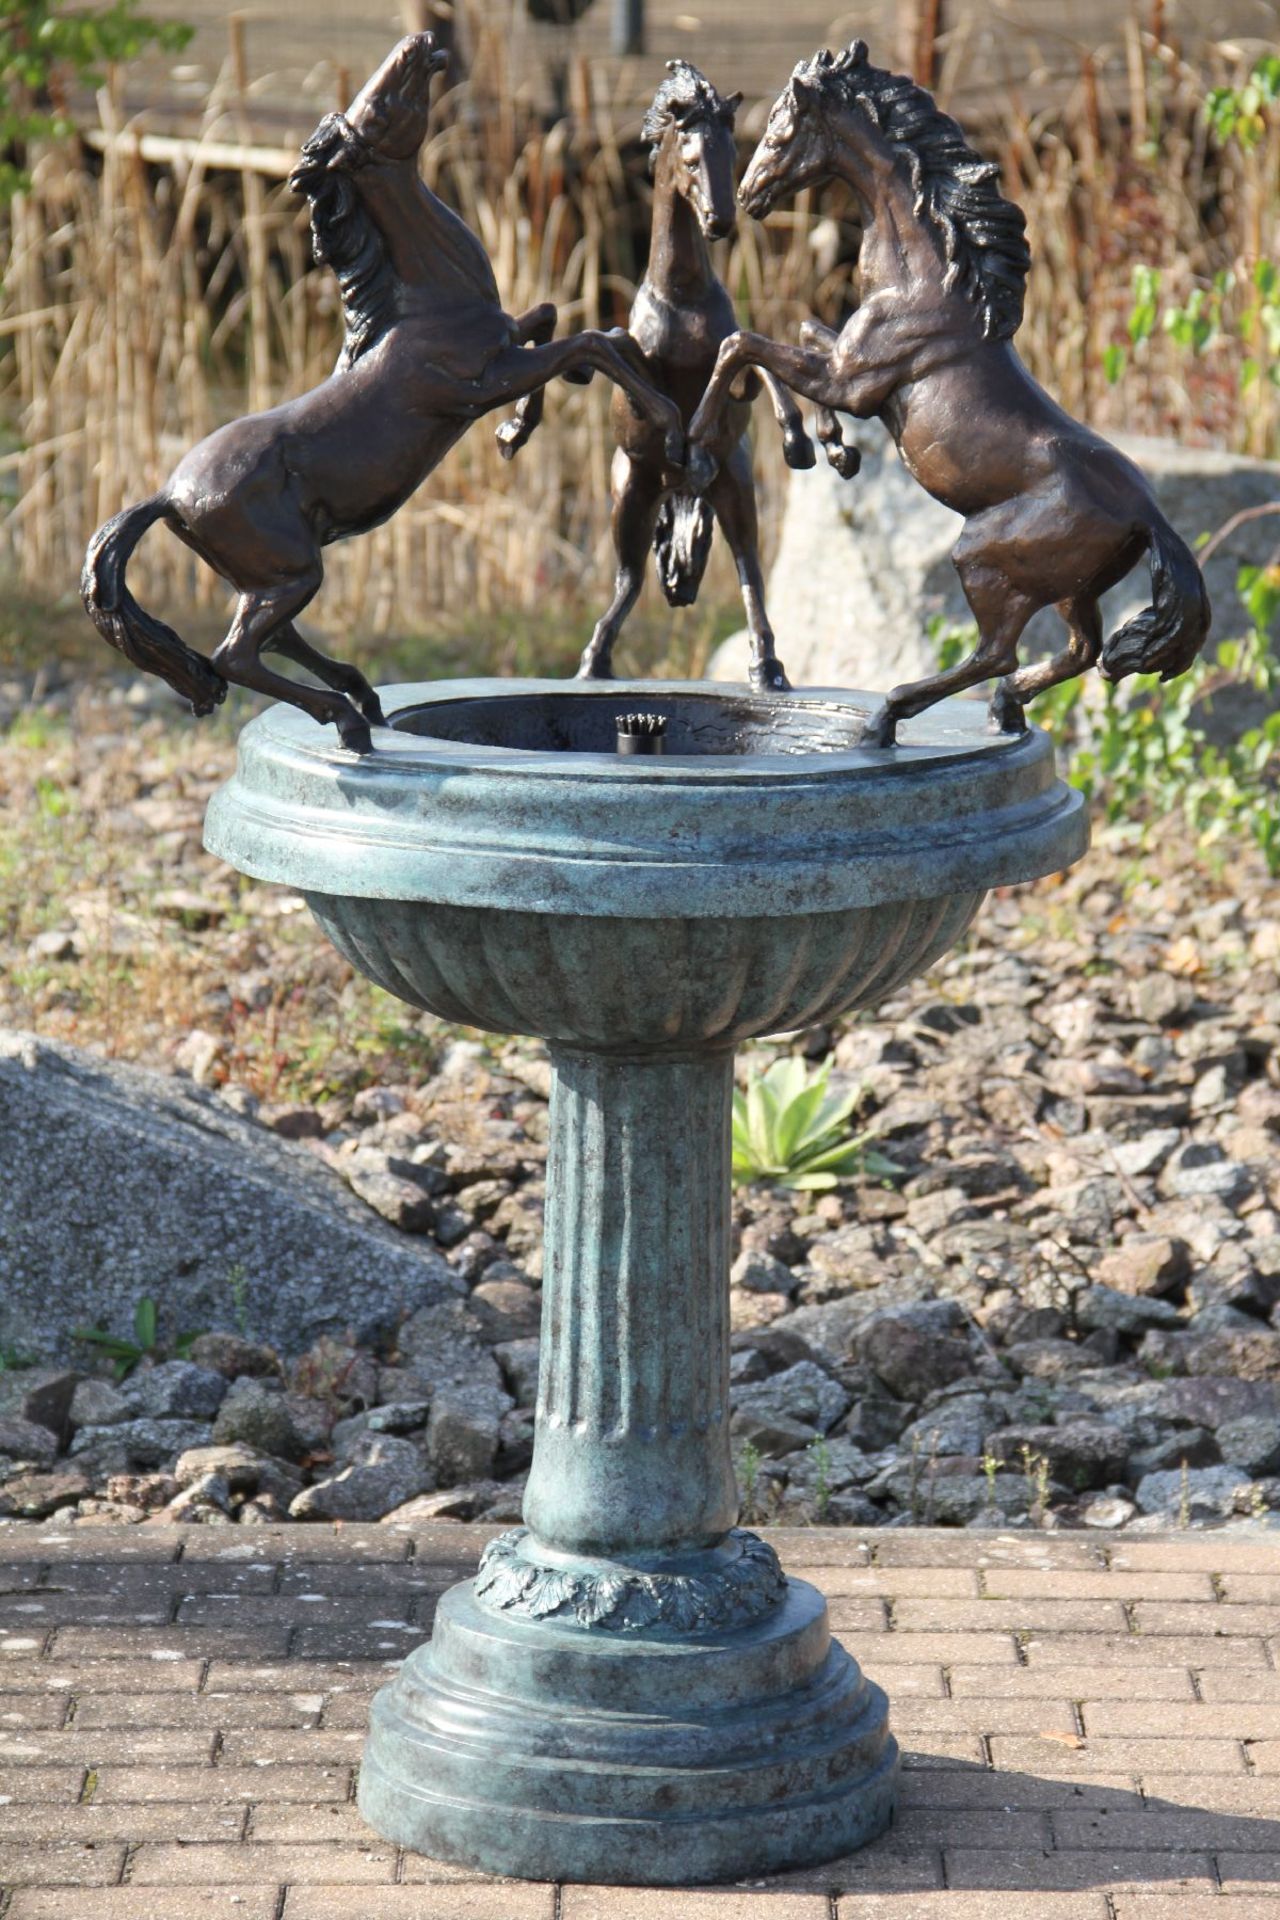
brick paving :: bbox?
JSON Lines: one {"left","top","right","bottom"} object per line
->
{"left": 0, "top": 1523, "right": 1278, "bottom": 1919}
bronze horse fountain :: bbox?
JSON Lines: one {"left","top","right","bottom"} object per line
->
{"left": 687, "top": 41, "right": 1211, "bottom": 743}
{"left": 81, "top": 33, "right": 683, "bottom": 753}
{"left": 571, "top": 61, "right": 848, "bottom": 692}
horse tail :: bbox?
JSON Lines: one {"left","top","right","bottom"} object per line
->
{"left": 81, "top": 496, "right": 226, "bottom": 716}
{"left": 653, "top": 493, "right": 714, "bottom": 608}
{"left": 1100, "top": 512, "right": 1212, "bottom": 684}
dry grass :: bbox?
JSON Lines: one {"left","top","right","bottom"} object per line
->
{"left": 0, "top": 8, "right": 1274, "bottom": 659}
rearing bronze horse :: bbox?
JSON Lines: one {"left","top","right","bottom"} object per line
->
{"left": 575, "top": 61, "right": 830, "bottom": 691}
{"left": 82, "top": 34, "right": 683, "bottom": 752}
{"left": 687, "top": 42, "right": 1211, "bottom": 744}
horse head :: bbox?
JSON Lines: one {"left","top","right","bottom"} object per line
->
{"left": 344, "top": 31, "right": 449, "bottom": 164}
{"left": 643, "top": 61, "right": 742, "bottom": 243}
{"left": 739, "top": 44, "right": 867, "bottom": 219}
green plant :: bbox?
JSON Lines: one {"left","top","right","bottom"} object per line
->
{"left": 0, "top": 1343, "right": 33, "bottom": 1371}
{"left": 226, "top": 1263, "right": 250, "bottom": 1339}
{"left": 736, "top": 1440, "right": 762, "bottom": 1525}
{"left": 73, "top": 1294, "right": 201, "bottom": 1380}
{"left": 731, "top": 1055, "right": 899, "bottom": 1192}
{"left": 1, "top": 0, "right": 191, "bottom": 203}
{"left": 982, "top": 1449, "right": 999, "bottom": 1511}
{"left": 928, "top": 554, "right": 1280, "bottom": 877}
{"left": 807, "top": 1436, "right": 832, "bottom": 1524}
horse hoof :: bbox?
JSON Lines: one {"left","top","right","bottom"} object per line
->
{"left": 576, "top": 655, "right": 615, "bottom": 682}
{"left": 361, "top": 692, "right": 388, "bottom": 728}
{"left": 751, "top": 660, "right": 790, "bottom": 692}
{"left": 989, "top": 685, "right": 1027, "bottom": 735}
{"left": 860, "top": 703, "right": 898, "bottom": 748}
{"left": 664, "top": 428, "right": 688, "bottom": 469}
{"left": 495, "top": 420, "right": 528, "bottom": 461}
{"left": 784, "top": 432, "right": 816, "bottom": 471}
{"left": 335, "top": 711, "right": 374, "bottom": 754}
{"left": 828, "top": 443, "right": 861, "bottom": 480}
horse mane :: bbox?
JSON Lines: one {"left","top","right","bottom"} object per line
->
{"left": 796, "top": 43, "right": 1030, "bottom": 341}
{"left": 290, "top": 114, "right": 400, "bottom": 371}
{"left": 642, "top": 60, "right": 733, "bottom": 166}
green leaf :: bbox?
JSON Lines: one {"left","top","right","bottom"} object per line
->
{"left": 1102, "top": 343, "right": 1127, "bottom": 385}
{"left": 133, "top": 1296, "right": 158, "bottom": 1351}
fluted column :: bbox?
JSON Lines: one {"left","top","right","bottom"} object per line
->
{"left": 522, "top": 1047, "right": 738, "bottom": 1559}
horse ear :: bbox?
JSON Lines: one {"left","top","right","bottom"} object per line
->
{"left": 724, "top": 90, "right": 743, "bottom": 119}
{"left": 846, "top": 38, "right": 869, "bottom": 66}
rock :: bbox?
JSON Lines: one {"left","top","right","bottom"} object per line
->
{"left": 396, "top": 1299, "right": 505, "bottom": 1399}
{"left": 494, "top": 1337, "right": 541, "bottom": 1407}
{"left": 730, "top": 1289, "right": 792, "bottom": 1331}
{"left": 1161, "top": 1142, "right": 1251, "bottom": 1206}
{"left": 841, "top": 1390, "right": 914, "bottom": 1451}
{"left": 468, "top": 1279, "right": 540, "bottom": 1343}
{"left": 367, "top": 1401, "right": 432, "bottom": 1436}
{"left": 1096, "top": 1237, "right": 1191, "bottom": 1299}
{"left": 68, "top": 1378, "right": 131, "bottom": 1430}
{"left": 70, "top": 1417, "right": 213, "bottom": 1467}
{"left": 1080, "top": 1493, "right": 1137, "bottom": 1529}
{"left": 427, "top": 1384, "right": 513, "bottom": 1486}
{"left": 163, "top": 1471, "right": 234, "bottom": 1520}
{"left": 173, "top": 1442, "right": 302, "bottom": 1498}
{"left": 1135, "top": 1465, "right": 1256, "bottom": 1523}
{"left": 0, "top": 1417, "right": 59, "bottom": 1465}
{"left": 0, "top": 1468, "right": 89, "bottom": 1517}
{"left": 290, "top": 1434, "right": 435, "bottom": 1521}
{"left": 985, "top": 1421, "right": 1129, "bottom": 1491}
{"left": 732, "top": 1360, "right": 851, "bottom": 1437}
{"left": 0, "top": 1368, "right": 79, "bottom": 1443}
{"left": 900, "top": 1396, "right": 996, "bottom": 1458}
{"left": 381, "top": 1489, "right": 481, "bottom": 1524}
{"left": 1075, "top": 1286, "right": 1182, "bottom": 1336}
{"left": 188, "top": 1333, "right": 280, "bottom": 1380}
{"left": 730, "top": 1249, "right": 798, "bottom": 1296}
{"left": 212, "top": 1382, "right": 308, "bottom": 1461}
{"left": 0, "top": 1032, "right": 460, "bottom": 1365}
{"left": 105, "top": 1471, "right": 179, "bottom": 1511}
{"left": 1216, "top": 1416, "right": 1280, "bottom": 1476}
{"left": 1184, "top": 1329, "right": 1280, "bottom": 1382}
{"left": 1005, "top": 1339, "right": 1095, "bottom": 1382}
{"left": 343, "top": 1149, "right": 438, "bottom": 1234}
{"left": 709, "top": 430, "right": 1278, "bottom": 700}
{"left": 1158, "top": 1375, "right": 1280, "bottom": 1430}
{"left": 730, "top": 1405, "right": 820, "bottom": 1457}
{"left": 861, "top": 1304, "right": 972, "bottom": 1400}
{"left": 1128, "top": 1428, "right": 1220, "bottom": 1476}
{"left": 124, "top": 1360, "right": 228, "bottom": 1421}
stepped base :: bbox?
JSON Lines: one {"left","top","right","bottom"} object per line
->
{"left": 358, "top": 1572, "right": 898, "bottom": 1885}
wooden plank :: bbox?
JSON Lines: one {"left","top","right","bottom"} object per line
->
{"left": 98, "top": 0, "right": 1280, "bottom": 146}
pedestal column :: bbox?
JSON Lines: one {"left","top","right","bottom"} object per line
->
{"left": 524, "top": 1048, "right": 737, "bottom": 1558}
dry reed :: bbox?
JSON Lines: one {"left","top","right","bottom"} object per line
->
{"left": 1, "top": 8, "right": 1274, "bottom": 653}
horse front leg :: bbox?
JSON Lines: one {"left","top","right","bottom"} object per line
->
{"left": 688, "top": 333, "right": 840, "bottom": 491}
{"left": 495, "top": 302, "right": 558, "bottom": 461}
{"left": 757, "top": 370, "right": 815, "bottom": 472}
{"left": 798, "top": 321, "right": 860, "bottom": 479}
{"left": 473, "top": 334, "right": 683, "bottom": 466}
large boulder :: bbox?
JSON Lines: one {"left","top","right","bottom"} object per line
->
{"left": 711, "top": 427, "right": 1279, "bottom": 692}
{"left": 0, "top": 1032, "right": 461, "bottom": 1364}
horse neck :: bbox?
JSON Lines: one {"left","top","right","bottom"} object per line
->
{"left": 353, "top": 161, "right": 501, "bottom": 305}
{"left": 646, "top": 140, "right": 713, "bottom": 301}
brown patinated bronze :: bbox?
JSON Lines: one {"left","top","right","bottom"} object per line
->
{"left": 81, "top": 33, "right": 683, "bottom": 752}
{"left": 686, "top": 41, "right": 1212, "bottom": 743}
{"left": 572, "top": 62, "right": 833, "bottom": 691}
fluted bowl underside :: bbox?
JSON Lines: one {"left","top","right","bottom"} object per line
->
{"left": 307, "top": 890, "right": 983, "bottom": 1050}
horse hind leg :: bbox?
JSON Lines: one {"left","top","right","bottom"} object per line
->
{"left": 269, "top": 624, "right": 387, "bottom": 728}
{"left": 711, "top": 444, "right": 788, "bottom": 691}
{"left": 578, "top": 454, "right": 661, "bottom": 681}
{"left": 212, "top": 577, "right": 375, "bottom": 753}
{"left": 862, "top": 559, "right": 1035, "bottom": 748}
{"left": 988, "top": 595, "right": 1103, "bottom": 733}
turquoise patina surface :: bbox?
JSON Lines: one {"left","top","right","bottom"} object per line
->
{"left": 205, "top": 679, "right": 1087, "bottom": 1884}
